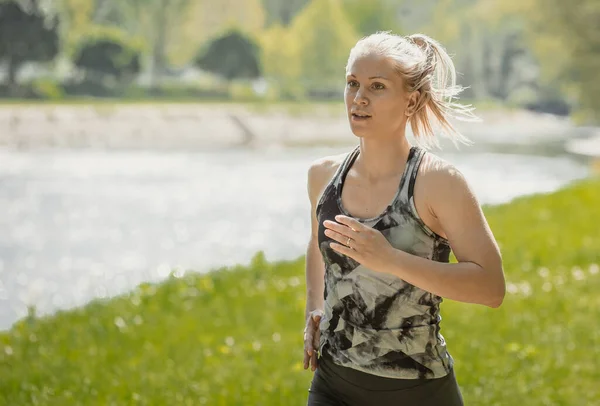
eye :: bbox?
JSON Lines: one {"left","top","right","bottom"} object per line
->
{"left": 347, "top": 80, "right": 359, "bottom": 88}
{"left": 371, "top": 82, "right": 385, "bottom": 90}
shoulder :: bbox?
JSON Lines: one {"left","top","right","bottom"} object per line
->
{"left": 307, "top": 151, "right": 347, "bottom": 206}
{"left": 416, "top": 150, "right": 478, "bottom": 208}
{"left": 418, "top": 151, "right": 465, "bottom": 183}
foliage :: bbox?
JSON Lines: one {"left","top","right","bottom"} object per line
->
{"left": 1, "top": 176, "right": 599, "bottom": 405}
{"left": 0, "top": 0, "right": 598, "bottom": 117}
{"left": 31, "top": 77, "right": 65, "bottom": 100}
{"left": 287, "top": 0, "right": 359, "bottom": 98}
{"left": 260, "top": 0, "right": 360, "bottom": 101}
{"left": 259, "top": 23, "right": 303, "bottom": 99}
{"left": 423, "top": 0, "right": 534, "bottom": 103}
{"left": 72, "top": 26, "right": 143, "bottom": 84}
{"left": 104, "top": 0, "right": 194, "bottom": 87}
{"left": 341, "top": 0, "right": 402, "bottom": 36}
{"left": 262, "top": 0, "right": 310, "bottom": 26}
{"left": 176, "top": 0, "right": 265, "bottom": 66}
{"left": 527, "top": 0, "right": 600, "bottom": 123}
{"left": 438, "top": 0, "right": 600, "bottom": 119}
{"left": 194, "top": 29, "right": 262, "bottom": 82}
{"left": 0, "top": 0, "right": 60, "bottom": 88}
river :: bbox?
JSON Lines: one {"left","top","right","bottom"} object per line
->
{"left": 0, "top": 144, "right": 590, "bottom": 330}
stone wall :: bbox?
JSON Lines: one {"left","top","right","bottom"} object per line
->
{"left": 0, "top": 103, "right": 579, "bottom": 151}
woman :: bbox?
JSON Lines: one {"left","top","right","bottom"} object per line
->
{"left": 302, "top": 32, "right": 506, "bottom": 405}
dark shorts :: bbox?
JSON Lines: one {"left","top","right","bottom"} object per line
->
{"left": 307, "top": 347, "right": 464, "bottom": 406}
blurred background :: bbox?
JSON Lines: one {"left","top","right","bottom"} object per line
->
{"left": 0, "top": 0, "right": 599, "bottom": 404}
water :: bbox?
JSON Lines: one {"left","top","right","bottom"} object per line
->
{"left": 0, "top": 146, "right": 590, "bottom": 330}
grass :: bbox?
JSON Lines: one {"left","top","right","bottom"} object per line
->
{"left": 1, "top": 176, "right": 599, "bottom": 405}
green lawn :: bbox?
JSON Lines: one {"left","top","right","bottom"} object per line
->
{"left": 1, "top": 177, "right": 599, "bottom": 405}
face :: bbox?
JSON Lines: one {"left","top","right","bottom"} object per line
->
{"left": 344, "top": 51, "right": 419, "bottom": 139}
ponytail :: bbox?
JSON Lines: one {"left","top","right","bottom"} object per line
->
{"left": 405, "top": 33, "right": 478, "bottom": 147}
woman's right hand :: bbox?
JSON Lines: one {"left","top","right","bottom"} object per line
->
{"left": 303, "top": 309, "right": 323, "bottom": 372}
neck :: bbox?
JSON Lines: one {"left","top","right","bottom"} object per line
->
{"left": 355, "top": 135, "right": 412, "bottom": 181}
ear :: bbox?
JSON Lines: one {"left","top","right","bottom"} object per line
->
{"left": 405, "top": 90, "right": 420, "bottom": 117}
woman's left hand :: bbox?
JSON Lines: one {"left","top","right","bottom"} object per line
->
{"left": 323, "top": 215, "right": 395, "bottom": 272}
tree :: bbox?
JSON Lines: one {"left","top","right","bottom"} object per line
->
{"left": 420, "top": 0, "right": 540, "bottom": 103}
{"left": 259, "top": 22, "right": 303, "bottom": 99}
{"left": 528, "top": 0, "right": 600, "bottom": 122}
{"left": 52, "top": 0, "right": 94, "bottom": 61}
{"left": 73, "top": 27, "right": 142, "bottom": 85}
{"left": 115, "top": 0, "right": 192, "bottom": 87}
{"left": 0, "top": 0, "right": 60, "bottom": 92}
{"left": 287, "top": 0, "right": 359, "bottom": 98}
{"left": 194, "top": 29, "right": 261, "bottom": 82}
{"left": 451, "top": 0, "right": 599, "bottom": 118}
{"left": 262, "top": 0, "right": 309, "bottom": 26}
{"left": 175, "top": 0, "right": 265, "bottom": 66}
{"left": 341, "top": 0, "right": 402, "bottom": 36}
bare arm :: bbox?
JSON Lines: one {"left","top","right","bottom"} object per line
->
{"left": 303, "top": 159, "right": 340, "bottom": 371}
{"left": 304, "top": 163, "right": 327, "bottom": 321}
{"left": 305, "top": 239, "right": 325, "bottom": 320}
{"left": 385, "top": 166, "right": 506, "bottom": 307}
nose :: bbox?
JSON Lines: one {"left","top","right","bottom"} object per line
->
{"left": 353, "top": 88, "right": 368, "bottom": 106}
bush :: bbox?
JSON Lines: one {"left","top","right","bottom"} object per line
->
{"left": 31, "top": 78, "right": 65, "bottom": 100}
{"left": 194, "top": 29, "right": 262, "bottom": 82}
{"left": 72, "top": 26, "right": 144, "bottom": 90}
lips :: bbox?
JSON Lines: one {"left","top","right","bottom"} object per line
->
{"left": 351, "top": 111, "right": 371, "bottom": 118}
{"left": 351, "top": 111, "right": 371, "bottom": 121}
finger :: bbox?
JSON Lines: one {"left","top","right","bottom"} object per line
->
{"left": 313, "top": 333, "right": 320, "bottom": 354}
{"left": 323, "top": 220, "right": 355, "bottom": 237}
{"left": 303, "top": 349, "right": 310, "bottom": 369}
{"left": 324, "top": 228, "right": 352, "bottom": 246}
{"left": 330, "top": 242, "right": 357, "bottom": 259}
{"left": 305, "top": 332, "right": 314, "bottom": 356}
{"left": 311, "top": 350, "right": 318, "bottom": 371}
{"left": 334, "top": 215, "right": 366, "bottom": 232}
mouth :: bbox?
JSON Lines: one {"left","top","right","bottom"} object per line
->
{"left": 351, "top": 112, "right": 372, "bottom": 120}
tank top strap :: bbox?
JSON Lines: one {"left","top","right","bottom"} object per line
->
{"left": 316, "top": 145, "right": 360, "bottom": 212}
{"left": 332, "top": 144, "right": 361, "bottom": 187}
{"left": 398, "top": 146, "right": 426, "bottom": 203}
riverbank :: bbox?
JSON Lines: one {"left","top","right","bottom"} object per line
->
{"left": 1, "top": 176, "right": 598, "bottom": 405}
{"left": 0, "top": 102, "right": 587, "bottom": 151}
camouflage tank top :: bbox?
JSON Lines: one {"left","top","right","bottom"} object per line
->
{"left": 316, "top": 144, "right": 454, "bottom": 379}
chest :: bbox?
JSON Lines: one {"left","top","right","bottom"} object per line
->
{"left": 339, "top": 172, "right": 402, "bottom": 220}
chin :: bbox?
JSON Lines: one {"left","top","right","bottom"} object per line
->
{"left": 349, "top": 123, "right": 373, "bottom": 138}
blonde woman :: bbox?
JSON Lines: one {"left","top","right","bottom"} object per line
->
{"left": 303, "top": 32, "right": 506, "bottom": 405}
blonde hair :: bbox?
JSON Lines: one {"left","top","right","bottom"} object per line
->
{"left": 346, "top": 31, "right": 480, "bottom": 148}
